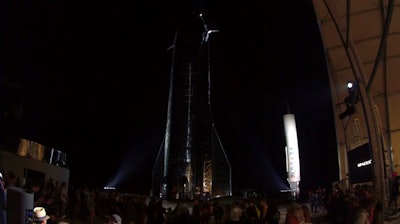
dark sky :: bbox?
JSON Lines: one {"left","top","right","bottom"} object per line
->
{"left": 3, "top": 1, "right": 339, "bottom": 195}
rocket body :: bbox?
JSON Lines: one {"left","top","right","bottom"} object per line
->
{"left": 152, "top": 14, "right": 231, "bottom": 200}
{"left": 283, "top": 114, "right": 301, "bottom": 197}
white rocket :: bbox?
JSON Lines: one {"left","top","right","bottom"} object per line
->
{"left": 283, "top": 113, "right": 301, "bottom": 198}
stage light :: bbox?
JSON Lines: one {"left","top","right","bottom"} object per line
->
{"left": 347, "top": 81, "right": 354, "bottom": 89}
{"left": 346, "top": 81, "right": 359, "bottom": 106}
{"left": 339, "top": 81, "right": 359, "bottom": 120}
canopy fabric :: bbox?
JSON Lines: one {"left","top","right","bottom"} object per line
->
{"left": 312, "top": 0, "right": 400, "bottom": 199}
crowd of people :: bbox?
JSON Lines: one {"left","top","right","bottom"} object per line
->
{"left": 66, "top": 186, "right": 283, "bottom": 224}
{"left": 1, "top": 168, "right": 399, "bottom": 224}
{"left": 64, "top": 183, "right": 383, "bottom": 224}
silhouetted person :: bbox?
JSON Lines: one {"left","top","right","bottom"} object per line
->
{"left": 0, "top": 173, "right": 7, "bottom": 224}
{"left": 389, "top": 172, "right": 400, "bottom": 213}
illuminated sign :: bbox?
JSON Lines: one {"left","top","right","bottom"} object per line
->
{"left": 347, "top": 143, "right": 372, "bottom": 183}
{"left": 357, "top": 159, "right": 372, "bottom": 167}
{"left": 103, "top": 186, "right": 116, "bottom": 190}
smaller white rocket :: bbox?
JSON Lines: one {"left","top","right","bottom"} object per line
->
{"left": 283, "top": 113, "right": 301, "bottom": 198}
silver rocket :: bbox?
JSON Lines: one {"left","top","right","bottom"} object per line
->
{"left": 152, "top": 13, "right": 231, "bottom": 200}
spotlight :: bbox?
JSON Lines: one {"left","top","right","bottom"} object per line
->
{"left": 346, "top": 81, "right": 359, "bottom": 106}
{"left": 347, "top": 81, "right": 354, "bottom": 89}
{"left": 339, "top": 81, "right": 359, "bottom": 120}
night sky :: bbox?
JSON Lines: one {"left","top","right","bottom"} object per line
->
{"left": 2, "top": 1, "right": 339, "bottom": 195}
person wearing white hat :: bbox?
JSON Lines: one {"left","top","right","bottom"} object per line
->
{"left": 32, "top": 207, "right": 50, "bottom": 224}
{"left": 106, "top": 214, "right": 122, "bottom": 224}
